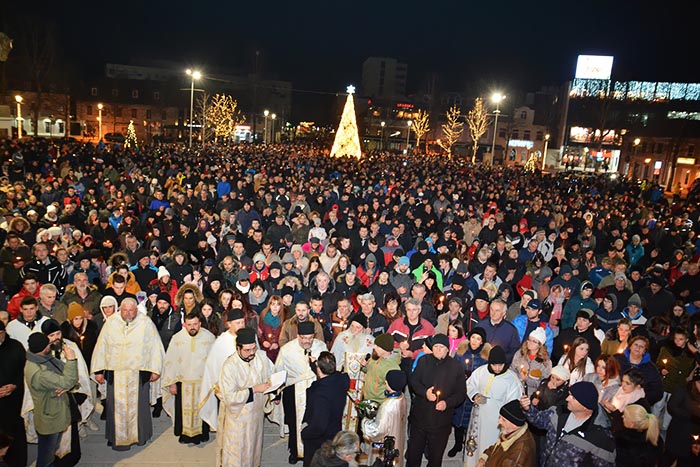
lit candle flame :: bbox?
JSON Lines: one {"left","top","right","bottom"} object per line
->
{"left": 435, "top": 390, "right": 441, "bottom": 403}
{"left": 662, "top": 359, "right": 668, "bottom": 365}
{"left": 693, "top": 434, "right": 700, "bottom": 443}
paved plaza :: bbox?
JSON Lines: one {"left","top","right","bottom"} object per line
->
{"left": 26, "top": 409, "right": 464, "bottom": 466}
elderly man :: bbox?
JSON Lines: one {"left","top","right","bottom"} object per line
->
{"left": 477, "top": 400, "right": 536, "bottom": 467}
{"left": 61, "top": 272, "right": 103, "bottom": 318}
{"left": 161, "top": 311, "right": 215, "bottom": 445}
{"left": 356, "top": 293, "right": 388, "bottom": 336}
{"left": 274, "top": 321, "right": 327, "bottom": 464}
{"left": 91, "top": 298, "right": 165, "bottom": 451}
{"left": 330, "top": 297, "right": 354, "bottom": 346}
{"left": 477, "top": 299, "right": 521, "bottom": 365}
{"left": 37, "top": 284, "right": 68, "bottom": 324}
{"left": 217, "top": 327, "right": 273, "bottom": 467}
{"left": 198, "top": 309, "right": 247, "bottom": 431}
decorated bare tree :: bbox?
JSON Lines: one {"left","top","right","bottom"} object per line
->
{"left": 467, "top": 98, "right": 489, "bottom": 164}
{"left": 205, "top": 94, "right": 245, "bottom": 143}
{"left": 438, "top": 105, "right": 464, "bottom": 157}
{"left": 411, "top": 110, "right": 430, "bottom": 151}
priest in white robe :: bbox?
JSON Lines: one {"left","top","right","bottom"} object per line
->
{"left": 161, "top": 311, "right": 215, "bottom": 445}
{"left": 216, "top": 327, "right": 273, "bottom": 467}
{"left": 330, "top": 314, "right": 375, "bottom": 372}
{"left": 465, "top": 345, "right": 522, "bottom": 467}
{"left": 362, "top": 370, "right": 408, "bottom": 467}
{"left": 90, "top": 298, "right": 165, "bottom": 451}
{"left": 274, "top": 321, "right": 327, "bottom": 463}
{"left": 198, "top": 309, "right": 246, "bottom": 431}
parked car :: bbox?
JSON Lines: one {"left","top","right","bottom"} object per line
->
{"left": 104, "top": 132, "right": 125, "bottom": 143}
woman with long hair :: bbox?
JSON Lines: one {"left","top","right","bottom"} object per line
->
{"left": 604, "top": 368, "right": 649, "bottom": 431}
{"left": 257, "top": 295, "right": 289, "bottom": 362}
{"left": 380, "top": 291, "right": 403, "bottom": 326}
{"left": 330, "top": 254, "right": 352, "bottom": 283}
{"left": 510, "top": 327, "right": 552, "bottom": 396}
{"left": 199, "top": 299, "right": 224, "bottom": 337}
{"left": 584, "top": 354, "right": 621, "bottom": 404}
{"left": 615, "top": 404, "right": 663, "bottom": 467}
{"left": 558, "top": 337, "right": 594, "bottom": 384}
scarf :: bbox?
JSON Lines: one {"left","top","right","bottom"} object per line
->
{"left": 263, "top": 311, "right": 280, "bottom": 328}
{"left": 26, "top": 351, "right": 65, "bottom": 374}
{"left": 611, "top": 386, "right": 646, "bottom": 411}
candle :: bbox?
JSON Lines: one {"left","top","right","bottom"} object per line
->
{"left": 535, "top": 390, "right": 540, "bottom": 397}
{"left": 662, "top": 359, "right": 668, "bottom": 367}
{"left": 435, "top": 390, "right": 441, "bottom": 403}
{"left": 693, "top": 434, "right": 700, "bottom": 443}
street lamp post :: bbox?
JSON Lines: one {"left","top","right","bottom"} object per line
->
{"left": 97, "top": 103, "right": 103, "bottom": 141}
{"left": 271, "top": 113, "right": 277, "bottom": 144}
{"left": 490, "top": 93, "right": 505, "bottom": 166}
{"left": 406, "top": 120, "right": 412, "bottom": 153}
{"left": 14, "top": 95, "right": 23, "bottom": 139}
{"left": 631, "top": 137, "right": 641, "bottom": 178}
{"left": 541, "top": 133, "right": 550, "bottom": 171}
{"left": 263, "top": 110, "right": 269, "bottom": 144}
{"left": 380, "top": 121, "right": 385, "bottom": 151}
{"left": 185, "top": 69, "right": 201, "bottom": 149}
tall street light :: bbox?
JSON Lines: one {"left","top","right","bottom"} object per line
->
{"left": 380, "top": 121, "right": 385, "bottom": 151}
{"left": 186, "top": 69, "right": 201, "bottom": 149}
{"left": 406, "top": 120, "right": 413, "bottom": 153}
{"left": 15, "top": 95, "right": 23, "bottom": 139}
{"left": 541, "top": 133, "right": 550, "bottom": 171}
{"left": 490, "top": 93, "right": 505, "bottom": 166}
{"left": 97, "top": 103, "right": 103, "bottom": 142}
{"left": 271, "top": 113, "right": 277, "bottom": 144}
{"left": 263, "top": 110, "right": 269, "bottom": 144}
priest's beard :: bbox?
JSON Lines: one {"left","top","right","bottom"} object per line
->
{"left": 346, "top": 333, "right": 364, "bottom": 352}
{"left": 241, "top": 353, "right": 255, "bottom": 363}
{"left": 51, "top": 339, "right": 63, "bottom": 357}
{"left": 188, "top": 328, "right": 199, "bottom": 337}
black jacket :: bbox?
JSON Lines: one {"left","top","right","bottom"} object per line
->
{"left": 665, "top": 382, "right": 700, "bottom": 459}
{"left": 302, "top": 371, "right": 350, "bottom": 447}
{"left": 409, "top": 354, "right": 467, "bottom": 430}
{"left": 614, "top": 426, "right": 663, "bottom": 467}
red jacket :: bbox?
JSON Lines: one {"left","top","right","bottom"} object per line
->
{"left": 8, "top": 286, "right": 42, "bottom": 320}
{"left": 387, "top": 317, "right": 435, "bottom": 359}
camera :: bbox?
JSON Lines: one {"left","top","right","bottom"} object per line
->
{"left": 371, "top": 436, "right": 399, "bottom": 466}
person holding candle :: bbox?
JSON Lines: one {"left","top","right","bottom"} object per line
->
{"left": 662, "top": 367, "right": 700, "bottom": 467}
{"left": 406, "top": 333, "right": 466, "bottom": 467}
{"left": 258, "top": 295, "right": 289, "bottom": 362}
{"left": 603, "top": 368, "right": 649, "bottom": 432}
{"left": 655, "top": 326, "right": 695, "bottom": 434}
{"left": 584, "top": 354, "right": 621, "bottom": 406}
{"left": 465, "top": 346, "right": 522, "bottom": 467}
{"left": 552, "top": 308, "right": 602, "bottom": 364}
{"left": 60, "top": 302, "right": 99, "bottom": 373}
{"left": 510, "top": 327, "right": 552, "bottom": 396}
{"left": 601, "top": 318, "right": 632, "bottom": 356}
{"left": 447, "top": 327, "right": 490, "bottom": 458}
{"left": 558, "top": 337, "right": 595, "bottom": 385}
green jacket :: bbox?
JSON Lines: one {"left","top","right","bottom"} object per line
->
{"left": 362, "top": 352, "right": 401, "bottom": 403}
{"left": 25, "top": 354, "right": 78, "bottom": 435}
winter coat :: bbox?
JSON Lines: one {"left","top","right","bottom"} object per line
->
{"left": 552, "top": 326, "right": 602, "bottom": 363}
{"left": 389, "top": 267, "right": 416, "bottom": 298}
{"left": 665, "top": 382, "right": 700, "bottom": 460}
{"left": 61, "top": 283, "right": 103, "bottom": 318}
{"left": 477, "top": 318, "right": 521, "bottom": 365}
{"left": 525, "top": 404, "right": 616, "bottom": 467}
{"left": 25, "top": 354, "right": 78, "bottom": 435}
{"left": 302, "top": 372, "right": 351, "bottom": 462}
{"left": 409, "top": 354, "right": 467, "bottom": 431}
{"left": 152, "top": 307, "right": 182, "bottom": 350}
{"left": 614, "top": 350, "right": 664, "bottom": 405}
{"left": 614, "top": 426, "right": 663, "bottom": 467}
{"left": 481, "top": 423, "right": 537, "bottom": 467}
{"left": 452, "top": 341, "right": 490, "bottom": 427}
{"left": 656, "top": 341, "right": 695, "bottom": 394}
{"left": 561, "top": 294, "right": 598, "bottom": 330}
{"left": 512, "top": 315, "right": 554, "bottom": 354}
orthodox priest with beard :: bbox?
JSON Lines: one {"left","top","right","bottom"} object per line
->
{"left": 91, "top": 298, "right": 165, "bottom": 451}
{"left": 216, "top": 327, "right": 273, "bottom": 467}
{"left": 161, "top": 311, "right": 215, "bottom": 445}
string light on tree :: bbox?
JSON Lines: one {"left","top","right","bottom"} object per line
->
{"left": 467, "top": 98, "right": 489, "bottom": 164}
{"left": 411, "top": 110, "right": 430, "bottom": 152}
{"left": 330, "top": 85, "right": 362, "bottom": 159}
{"left": 124, "top": 120, "right": 138, "bottom": 149}
{"left": 438, "top": 105, "right": 464, "bottom": 157}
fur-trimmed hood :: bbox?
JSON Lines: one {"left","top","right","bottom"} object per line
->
{"left": 174, "top": 282, "right": 204, "bottom": 307}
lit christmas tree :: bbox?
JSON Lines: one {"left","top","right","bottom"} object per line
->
{"left": 124, "top": 120, "right": 138, "bottom": 148}
{"left": 524, "top": 152, "right": 537, "bottom": 172}
{"left": 330, "top": 85, "right": 361, "bottom": 159}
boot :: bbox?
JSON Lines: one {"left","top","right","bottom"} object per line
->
{"left": 152, "top": 397, "right": 163, "bottom": 418}
{"left": 447, "top": 426, "right": 465, "bottom": 458}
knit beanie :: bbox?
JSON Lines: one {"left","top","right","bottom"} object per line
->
{"left": 374, "top": 333, "right": 394, "bottom": 352}
{"left": 569, "top": 381, "right": 599, "bottom": 410}
{"left": 67, "top": 302, "right": 84, "bottom": 321}
{"left": 385, "top": 370, "right": 407, "bottom": 392}
{"left": 500, "top": 399, "right": 527, "bottom": 427}
{"left": 28, "top": 333, "right": 50, "bottom": 354}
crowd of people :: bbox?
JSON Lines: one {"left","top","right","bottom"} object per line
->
{"left": 0, "top": 136, "right": 699, "bottom": 467}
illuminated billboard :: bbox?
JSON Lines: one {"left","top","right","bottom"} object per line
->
{"left": 575, "top": 55, "right": 614, "bottom": 80}
{"left": 569, "top": 126, "right": 621, "bottom": 145}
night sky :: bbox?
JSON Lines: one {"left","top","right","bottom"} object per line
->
{"left": 7, "top": 0, "right": 698, "bottom": 120}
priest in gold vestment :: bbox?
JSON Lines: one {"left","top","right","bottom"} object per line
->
{"left": 91, "top": 298, "right": 165, "bottom": 451}
{"left": 216, "top": 327, "right": 273, "bottom": 467}
{"left": 162, "top": 311, "right": 215, "bottom": 444}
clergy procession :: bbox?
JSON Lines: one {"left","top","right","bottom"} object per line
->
{"left": 1, "top": 141, "right": 700, "bottom": 467}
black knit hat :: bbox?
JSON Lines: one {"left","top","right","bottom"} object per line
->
{"left": 500, "top": 399, "right": 527, "bottom": 427}
{"left": 348, "top": 313, "right": 368, "bottom": 328}
{"left": 385, "top": 370, "right": 407, "bottom": 392}
{"left": 41, "top": 318, "right": 61, "bottom": 336}
{"left": 28, "top": 333, "right": 50, "bottom": 354}
{"left": 488, "top": 346, "right": 507, "bottom": 365}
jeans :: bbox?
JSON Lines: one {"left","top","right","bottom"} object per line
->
{"left": 36, "top": 432, "right": 62, "bottom": 467}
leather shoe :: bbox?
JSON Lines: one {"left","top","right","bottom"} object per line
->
{"left": 288, "top": 454, "right": 298, "bottom": 464}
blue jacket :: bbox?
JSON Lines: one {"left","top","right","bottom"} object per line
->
{"left": 625, "top": 243, "right": 645, "bottom": 266}
{"left": 561, "top": 295, "right": 598, "bottom": 330}
{"left": 512, "top": 315, "right": 554, "bottom": 354}
{"left": 477, "top": 318, "right": 521, "bottom": 365}
{"left": 588, "top": 267, "right": 611, "bottom": 287}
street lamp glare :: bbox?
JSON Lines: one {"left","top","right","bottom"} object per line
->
{"left": 271, "top": 113, "right": 276, "bottom": 120}
{"left": 634, "top": 138, "right": 641, "bottom": 146}
{"left": 264, "top": 110, "right": 269, "bottom": 117}
{"left": 380, "top": 121, "right": 385, "bottom": 127}
{"left": 97, "top": 103, "right": 103, "bottom": 110}
{"left": 491, "top": 93, "right": 505, "bottom": 103}
{"left": 407, "top": 120, "right": 413, "bottom": 127}
{"left": 15, "top": 95, "right": 22, "bottom": 103}
{"left": 545, "top": 134, "right": 550, "bottom": 140}
{"left": 186, "top": 69, "right": 192, "bottom": 75}
{"left": 192, "top": 71, "right": 201, "bottom": 80}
